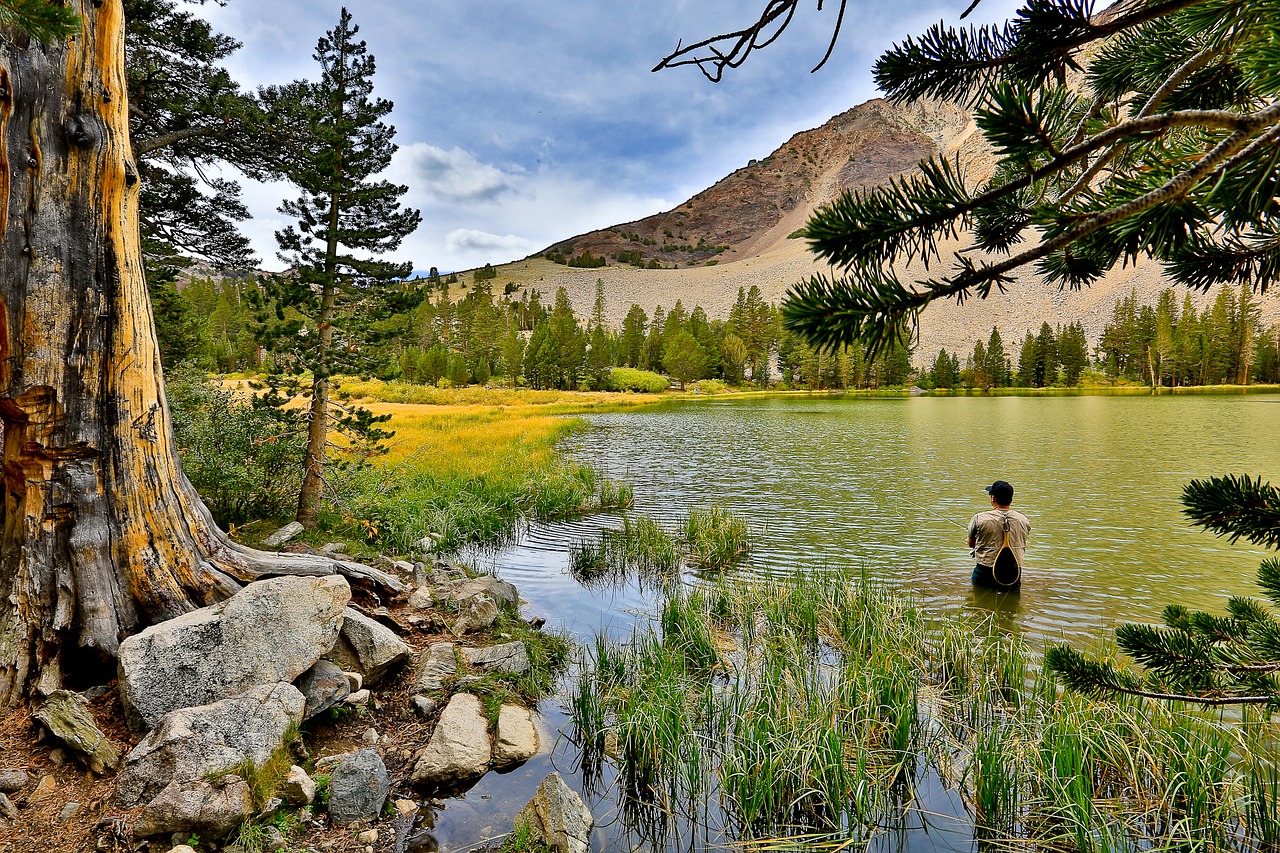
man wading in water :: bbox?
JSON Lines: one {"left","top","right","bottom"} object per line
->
{"left": 967, "top": 480, "right": 1031, "bottom": 590}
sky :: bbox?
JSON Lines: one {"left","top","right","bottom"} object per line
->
{"left": 196, "top": 0, "right": 1023, "bottom": 275}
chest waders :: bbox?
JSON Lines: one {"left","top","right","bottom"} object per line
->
{"left": 992, "top": 511, "right": 1021, "bottom": 588}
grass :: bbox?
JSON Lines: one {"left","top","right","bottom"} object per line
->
{"left": 571, "top": 561, "right": 1280, "bottom": 850}
{"left": 297, "top": 381, "right": 665, "bottom": 553}
{"left": 570, "top": 507, "right": 751, "bottom": 588}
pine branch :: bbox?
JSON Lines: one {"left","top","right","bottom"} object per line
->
{"left": 0, "top": 0, "right": 78, "bottom": 41}
{"left": 1045, "top": 644, "right": 1278, "bottom": 706}
{"left": 1182, "top": 475, "right": 1280, "bottom": 550}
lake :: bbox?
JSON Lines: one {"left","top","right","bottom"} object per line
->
{"left": 423, "top": 392, "right": 1280, "bottom": 852}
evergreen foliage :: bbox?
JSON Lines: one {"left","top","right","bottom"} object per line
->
{"left": 1047, "top": 475, "right": 1280, "bottom": 706}
{"left": 255, "top": 7, "right": 419, "bottom": 526}
{"left": 0, "top": 0, "right": 78, "bottom": 42}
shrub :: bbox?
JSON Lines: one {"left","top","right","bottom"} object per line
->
{"left": 167, "top": 366, "right": 306, "bottom": 527}
{"left": 603, "top": 368, "right": 669, "bottom": 394}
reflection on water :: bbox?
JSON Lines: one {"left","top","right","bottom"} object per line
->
{"left": 441, "top": 393, "right": 1278, "bottom": 852}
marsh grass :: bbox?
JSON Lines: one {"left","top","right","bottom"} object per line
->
{"left": 572, "top": 563, "right": 1280, "bottom": 850}
{"left": 570, "top": 508, "right": 750, "bottom": 587}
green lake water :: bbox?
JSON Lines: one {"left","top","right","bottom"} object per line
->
{"left": 558, "top": 392, "right": 1280, "bottom": 646}
{"left": 425, "top": 392, "right": 1279, "bottom": 853}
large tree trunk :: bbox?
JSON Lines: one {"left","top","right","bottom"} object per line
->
{"left": 0, "top": 2, "right": 400, "bottom": 707}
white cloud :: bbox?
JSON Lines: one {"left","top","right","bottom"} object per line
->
{"left": 397, "top": 143, "right": 518, "bottom": 204}
{"left": 444, "top": 229, "right": 537, "bottom": 257}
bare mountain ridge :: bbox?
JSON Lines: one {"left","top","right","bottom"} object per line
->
{"left": 524, "top": 96, "right": 1278, "bottom": 361}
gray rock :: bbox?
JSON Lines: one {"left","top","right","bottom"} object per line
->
{"left": 280, "top": 765, "right": 315, "bottom": 806}
{"left": 32, "top": 690, "right": 121, "bottom": 774}
{"left": 56, "top": 801, "right": 80, "bottom": 822}
{"left": 263, "top": 521, "right": 305, "bottom": 547}
{"left": 118, "top": 575, "right": 349, "bottom": 731}
{"left": 414, "top": 643, "right": 457, "bottom": 692}
{"left": 133, "top": 775, "right": 253, "bottom": 839}
{"left": 412, "top": 696, "right": 438, "bottom": 718}
{"left": 345, "top": 688, "right": 371, "bottom": 706}
{"left": 493, "top": 705, "right": 539, "bottom": 766}
{"left": 116, "top": 683, "right": 305, "bottom": 808}
{"left": 295, "top": 660, "right": 351, "bottom": 719}
{"left": 428, "top": 562, "right": 469, "bottom": 587}
{"left": 327, "top": 749, "right": 389, "bottom": 825}
{"left": 438, "top": 576, "right": 518, "bottom": 611}
{"left": 452, "top": 593, "right": 499, "bottom": 635}
{"left": 462, "top": 641, "right": 530, "bottom": 676}
{"left": 0, "top": 769, "right": 29, "bottom": 793}
{"left": 0, "top": 792, "right": 17, "bottom": 820}
{"left": 514, "top": 772, "right": 594, "bottom": 853}
{"left": 327, "top": 608, "right": 412, "bottom": 685}
{"left": 409, "top": 693, "right": 491, "bottom": 789}
{"left": 406, "top": 585, "right": 435, "bottom": 610}
{"left": 320, "top": 542, "right": 347, "bottom": 554}
{"left": 393, "top": 560, "right": 414, "bottom": 573}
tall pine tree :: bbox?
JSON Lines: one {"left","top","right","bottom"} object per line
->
{"left": 261, "top": 8, "right": 421, "bottom": 527}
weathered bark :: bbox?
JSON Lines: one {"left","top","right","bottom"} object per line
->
{"left": 0, "top": 2, "right": 403, "bottom": 707}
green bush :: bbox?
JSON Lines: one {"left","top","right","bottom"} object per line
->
{"left": 603, "top": 367, "right": 669, "bottom": 393}
{"left": 167, "top": 366, "right": 306, "bottom": 527}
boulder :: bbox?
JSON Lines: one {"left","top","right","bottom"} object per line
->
{"left": 263, "top": 521, "right": 304, "bottom": 547}
{"left": 493, "top": 705, "right": 539, "bottom": 766}
{"left": 133, "top": 775, "right": 253, "bottom": 839}
{"left": 118, "top": 575, "right": 349, "bottom": 731}
{"left": 328, "top": 608, "right": 412, "bottom": 685}
{"left": 462, "top": 641, "right": 530, "bottom": 675}
{"left": 414, "top": 643, "right": 457, "bottom": 692}
{"left": 295, "top": 660, "right": 350, "bottom": 719}
{"left": 32, "top": 691, "right": 120, "bottom": 774}
{"left": 0, "top": 769, "right": 29, "bottom": 793}
{"left": 327, "top": 749, "right": 390, "bottom": 826}
{"left": 409, "top": 693, "right": 491, "bottom": 788}
{"left": 515, "top": 772, "right": 594, "bottom": 853}
{"left": 452, "top": 593, "right": 500, "bottom": 635}
{"left": 439, "top": 576, "right": 518, "bottom": 611}
{"left": 116, "top": 683, "right": 305, "bottom": 808}
{"left": 280, "top": 765, "right": 315, "bottom": 806}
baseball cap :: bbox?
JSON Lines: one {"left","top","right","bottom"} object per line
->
{"left": 985, "top": 480, "right": 1014, "bottom": 504}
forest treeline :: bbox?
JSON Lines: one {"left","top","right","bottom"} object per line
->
{"left": 153, "top": 272, "right": 1279, "bottom": 392}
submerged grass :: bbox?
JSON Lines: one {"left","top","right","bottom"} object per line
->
{"left": 572, "top": 562, "right": 1280, "bottom": 850}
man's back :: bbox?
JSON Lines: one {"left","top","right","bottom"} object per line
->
{"left": 968, "top": 508, "right": 1031, "bottom": 568}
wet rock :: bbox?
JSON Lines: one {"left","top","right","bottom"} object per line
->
{"left": 32, "top": 690, "right": 121, "bottom": 774}
{"left": 118, "top": 575, "right": 349, "bottom": 731}
{"left": 295, "top": 659, "right": 351, "bottom": 719}
{"left": 133, "top": 775, "right": 253, "bottom": 839}
{"left": 0, "top": 770, "right": 29, "bottom": 794}
{"left": 263, "top": 521, "right": 304, "bottom": 547}
{"left": 493, "top": 705, "right": 539, "bottom": 766}
{"left": 327, "top": 749, "right": 390, "bottom": 825}
{"left": 281, "top": 766, "right": 315, "bottom": 806}
{"left": 409, "top": 693, "right": 491, "bottom": 788}
{"left": 414, "top": 643, "right": 457, "bottom": 692}
{"left": 328, "top": 608, "right": 412, "bottom": 685}
{"left": 116, "top": 683, "right": 305, "bottom": 808}
{"left": 462, "top": 641, "right": 530, "bottom": 676}
{"left": 452, "top": 593, "right": 499, "bottom": 635}
{"left": 515, "top": 772, "right": 594, "bottom": 853}
{"left": 438, "top": 576, "right": 518, "bottom": 611}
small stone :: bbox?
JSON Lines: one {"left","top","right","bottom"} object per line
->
{"left": 493, "top": 705, "right": 539, "bottom": 766}
{"left": 47, "top": 747, "right": 68, "bottom": 766}
{"left": 414, "top": 643, "right": 457, "bottom": 692}
{"left": 345, "top": 671, "right": 364, "bottom": 692}
{"left": 57, "top": 802, "right": 81, "bottom": 822}
{"left": 0, "top": 793, "right": 18, "bottom": 820}
{"left": 406, "top": 586, "right": 434, "bottom": 610}
{"left": 313, "top": 753, "right": 352, "bottom": 774}
{"left": 345, "top": 689, "right": 371, "bottom": 706}
{"left": 451, "top": 593, "right": 499, "bottom": 635}
{"left": 167, "top": 847, "right": 198, "bottom": 853}
{"left": 263, "top": 521, "right": 304, "bottom": 547}
{"left": 29, "top": 774, "right": 56, "bottom": 802}
{"left": 320, "top": 542, "right": 347, "bottom": 554}
{"left": 412, "top": 696, "right": 438, "bottom": 718}
{"left": 394, "top": 560, "right": 414, "bottom": 573}
{"left": 281, "top": 765, "right": 316, "bottom": 806}
{"left": 263, "top": 825, "right": 287, "bottom": 851}
{"left": 0, "top": 770, "right": 29, "bottom": 794}
{"left": 357, "top": 829, "right": 378, "bottom": 844}
{"left": 361, "top": 727, "right": 379, "bottom": 745}
{"left": 295, "top": 660, "right": 351, "bottom": 720}
{"left": 394, "top": 799, "right": 418, "bottom": 816}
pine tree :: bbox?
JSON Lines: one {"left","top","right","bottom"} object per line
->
{"left": 620, "top": 305, "right": 648, "bottom": 368}
{"left": 985, "top": 327, "right": 1009, "bottom": 388}
{"left": 260, "top": 8, "right": 421, "bottom": 527}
